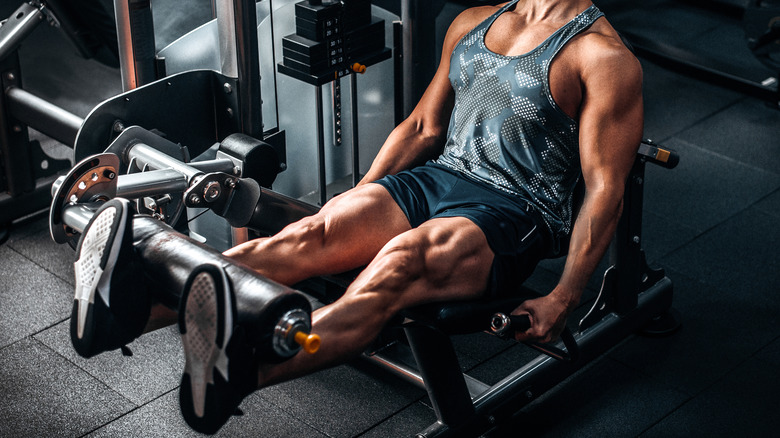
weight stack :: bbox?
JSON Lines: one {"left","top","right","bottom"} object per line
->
{"left": 278, "top": 0, "right": 390, "bottom": 85}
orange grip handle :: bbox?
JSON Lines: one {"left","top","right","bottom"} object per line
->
{"left": 294, "top": 331, "right": 321, "bottom": 354}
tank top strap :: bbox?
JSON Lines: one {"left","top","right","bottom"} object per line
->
{"left": 535, "top": 4, "right": 604, "bottom": 62}
{"left": 464, "top": 0, "right": 523, "bottom": 42}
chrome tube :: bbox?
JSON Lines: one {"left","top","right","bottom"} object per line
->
{"left": 6, "top": 87, "right": 83, "bottom": 147}
{"left": 115, "top": 169, "right": 188, "bottom": 198}
{"left": 189, "top": 158, "right": 236, "bottom": 174}
{"left": 363, "top": 352, "right": 427, "bottom": 390}
{"left": 0, "top": 3, "right": 44, "bottom": 62}
{"left": 61, "top": 203, "right": 101, "bottom": 234}
{"left": 126, "top": 143, "right": 203, "bottom": 183}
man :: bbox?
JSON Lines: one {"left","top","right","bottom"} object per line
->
{"left": 70, "top": 0, "right": 642, "bottom": 433}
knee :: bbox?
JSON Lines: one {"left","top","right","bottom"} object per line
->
{"left": 225, "top": 216, "right": 326, "bottom": 264}
{"left": 268, "top": 215, "right": 328, "bottom": 254}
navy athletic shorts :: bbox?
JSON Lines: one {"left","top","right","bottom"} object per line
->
{"left": 373, "top": 162, "right": 550, "bottom": 296}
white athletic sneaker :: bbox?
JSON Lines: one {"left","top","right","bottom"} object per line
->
{"left": 71, "top": 198, "right": 150, "bottom": 358}
{"left": 178, "top": 263, "right": 255, "bottom": 434}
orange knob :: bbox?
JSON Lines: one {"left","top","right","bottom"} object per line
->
{"left": 351, "top": 63, "right": 367, "bottom": 74}
{"left": 294, "top": 331, "right": 321, "bottom": 354}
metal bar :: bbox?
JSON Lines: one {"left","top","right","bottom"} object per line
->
{"left": 0, "top": 52, "right": 32, "bottom": 196}
{"left": 349, "top": 73, "right": 360, "bottom": 187}
{"left": 115, "top": 169, "right": 188, "bottom": 198}
{"left": 215, "top": 0, "right": 239, "bottom": 77}
{"left": 0, "top": 3, "right": 44, "bottom": 62}
{"left": 350, "top": 73, "right": 359, "bottom": 186}
{"left": 414, "top": 276, "right": 673, "bottom": 437}
{"left": 267, "top": 0, "right": 281, "bottom": 130}
{"left": 400, "top": 0, "right": 415, "bottom": 118}
{"left": 610, "top": 159, "right": 645, "bottom": 315}
{"left": 216, "top": 0, "right": 263, "bottom": 137}
{"left": 315, "top": 85, "right": 327, "bottom": 206}
{"left": 393, "top": 20, "right": 404, "bottom": 126}
{"left": 367, "top": 343, "right": 492, "bottom": 399}
{"left": 332, "top": 79, "right": 342, "bottom": 147}
{"left": 126, "top": 143, "right": 203, "bottom": 183}
{"left": 5, "top": 87, "right": 83, "bottom": 147}
{"left": 188, "top": 158, "right": 236, "bottom": 174}
{"left": 405, "top": 324, "right": 476, "bottom": 429}
{"left": 61, "top": 202, "right": 102, "bottom": 234}
{"left": 399, "top": 0, "right": 441, "bottom": 118}
{"left": 234, "top": 0, "right": 262, "bottom": 137}
{"left": 114, "top": 0, "right": 157, "bottom": 91}
{"left": 363, "top": 351, "right": 427, "bottom": 390}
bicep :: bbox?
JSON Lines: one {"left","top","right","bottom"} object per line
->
{"left": 578, "top": 52, "right": 643, "bottom": 193}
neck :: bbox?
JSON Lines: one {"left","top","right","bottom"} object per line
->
{"left": 510, "top": 0, "right": 592, "bottom": 23}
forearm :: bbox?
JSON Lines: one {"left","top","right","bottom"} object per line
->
{"left": 552, "top": 189, "right": 624, "bottom": 310}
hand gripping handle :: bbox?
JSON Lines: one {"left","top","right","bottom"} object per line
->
{"left": 490, "top": 312, "right": 580, "bottom": 363}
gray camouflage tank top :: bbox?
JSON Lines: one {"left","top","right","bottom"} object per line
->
{"left": 434, "top": 1, "right": 604, "bottom": 248}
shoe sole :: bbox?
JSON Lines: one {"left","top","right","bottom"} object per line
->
{"left": 179, "top": 263, "right": 235, "bottom": 435}
{"left": 71, "top": 200, "right": 129, "bottom": 357}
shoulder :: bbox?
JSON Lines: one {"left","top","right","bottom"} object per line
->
{"left": 572, "top": 21, "right": 643, "bottom": 90}
{"left": 442, "top": 3, "right": 504, "bottom": 48}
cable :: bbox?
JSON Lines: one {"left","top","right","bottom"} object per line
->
{"left": 186, "top": 208, "right": 211, "bottom": 223}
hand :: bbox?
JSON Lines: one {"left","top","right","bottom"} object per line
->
{"left": 511, "top": 294, "right": 571, "bottom": 343}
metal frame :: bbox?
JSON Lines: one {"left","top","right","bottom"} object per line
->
{"left": 0, "top": 2, "right": 74, "bottom": 226}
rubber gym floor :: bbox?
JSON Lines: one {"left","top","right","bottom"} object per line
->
{"left": 1, "top": 1, "right": 778, "bottom": 437}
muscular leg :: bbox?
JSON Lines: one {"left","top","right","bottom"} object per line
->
{"left": 225, "top": 183, "right": 413, "bottom": 285}
{"left": 143, "top": 183, "right": 412, "bottom": 331}
{"left": 256, "top": 216, "right": 495, "bottom": 387}
{"left": 176, "top": 195, "right": 496, "bottom": 433}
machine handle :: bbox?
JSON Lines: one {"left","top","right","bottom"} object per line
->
{"left": 490, "top": 313, "right": 531, "bottom": 334}
{"left": 490, "top": 312, "right": 580, "bottom": 363}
